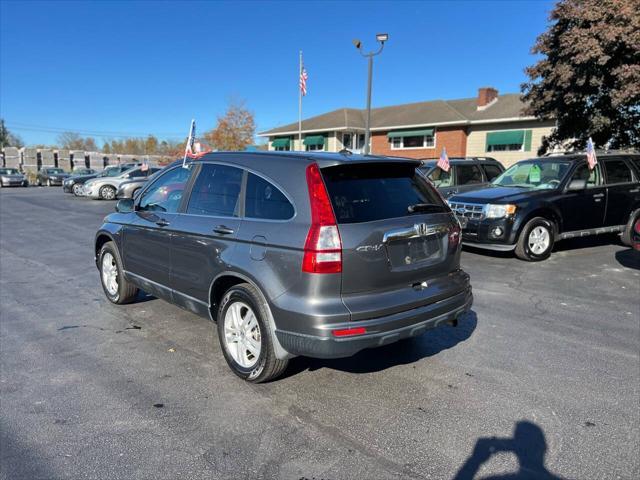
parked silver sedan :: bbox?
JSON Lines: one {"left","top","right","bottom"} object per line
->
{"left": 83, "top": 166, "right": 158, "bottom": 200}
{"left": 115, "top": 168, "right": 162, "bottom": 199}
{"left": 0, "top": 168, "right": 29, "bottom": 187}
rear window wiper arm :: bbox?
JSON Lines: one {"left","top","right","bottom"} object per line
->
{"left": 407, "top": 203, "right": 444, "bottom": 213}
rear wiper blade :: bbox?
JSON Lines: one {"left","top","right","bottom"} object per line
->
{"left": 407, "top": 203, "right": 444, "bottom": 213}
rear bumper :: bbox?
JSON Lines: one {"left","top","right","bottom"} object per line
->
{"left": 275, "top": 287, "right": 473, "bottom": 359}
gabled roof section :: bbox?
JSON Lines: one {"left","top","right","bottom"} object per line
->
{"left": 258, "top": 93, "right": 534, "bottom": 136}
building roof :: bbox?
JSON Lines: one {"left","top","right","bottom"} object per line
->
{"left": 259, "top": 93, "right": 536, "bottom": 136}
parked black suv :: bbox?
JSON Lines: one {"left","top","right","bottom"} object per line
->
{"left": 95, "top": 152, "right": 473, "bottom": 382}
{"left": 447, "top": 152, "right": 640, "bottom": 261}
{"left": 419, "top": 157, "right": 505, "bottom": 198}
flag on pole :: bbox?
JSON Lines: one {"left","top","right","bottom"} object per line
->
{"left": 300, "top": 67, "right": 308, "bottom": 96}
{"left": 437, "top": 146, "right": 450, "bottom": 172}
{"left": 182, "top": 119, "right": 196, "bottom": 168}
{"left": 141, "top": 157, "right": 149, "bottom": 172}
{"left": 586, "top": 137, "right": 597, "bottom": 170}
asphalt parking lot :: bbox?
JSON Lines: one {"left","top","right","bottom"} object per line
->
{"left": 1, "top": 187, "right": 638, "bottom": 480}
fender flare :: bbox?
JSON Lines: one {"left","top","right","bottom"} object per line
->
{"left": 208, "top": 271, "right": 295, "bottom": 360}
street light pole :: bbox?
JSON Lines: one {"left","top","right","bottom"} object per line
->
{"left": 354, "top": 33, "right": 388, "bottom": 155}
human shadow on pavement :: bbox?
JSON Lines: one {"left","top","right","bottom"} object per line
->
{"left": 283, "top": 310, "right": 477, "bottom": 377}
{"left": 615, "top": 248, "right": 640, "bottom": 270}
{"left": 453, "top": 421, "right": 564, "bottom": 480}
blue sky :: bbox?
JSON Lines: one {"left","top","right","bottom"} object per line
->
{"left": 0, "top": 0, "right": 555, "bottom": 146}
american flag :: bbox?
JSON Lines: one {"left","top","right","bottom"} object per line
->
{"left": 437, "top": 146, "right": 450, "bottom": 172}
{"left": 586, "top": 137, "right": 597, "bottom": 170}
{"left": 141, "top": 158, "right": 149, "bottom": 172}
{"left": 300, "top": 67, "right": 308, "bottom": 96}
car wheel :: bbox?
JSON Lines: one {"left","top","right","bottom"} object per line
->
{"left": 621, "top": 209, "right": 639, "bottom": 246}
{"left": 99, "top": 241, "right": 138, "bottom": 304}
{"left": 37, "top": 179, "right": 41, "bottom": 186}
{"left": 99, "top": 185, "right": 116, "bottom": 200}
{"left": 217, "top": 283, "right": 288, "bottom": 383}
{"left": 515, "top": 217, "right": 555, "bottom": 261}
{"left": 72, "top": 183, "right": 84, "bottom": 196}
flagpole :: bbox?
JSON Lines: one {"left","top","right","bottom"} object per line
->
{"left": 298, "top": 50, "right": 302, "bottom": 151}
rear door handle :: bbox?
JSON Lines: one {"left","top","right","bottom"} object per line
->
{"left": 213, "top": 225, "right": 234, "bottom": 235}
{"left": 592, "top": 193, "right": 605, "bottom": 198}
{"left": 155, "top": 219, "right": 170, "bottom": 227}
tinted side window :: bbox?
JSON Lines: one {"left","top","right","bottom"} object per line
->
{"left": 128, "top": 169, "right": 147, "bottom": 178}
{"left": 138, "top": 166, "right": 192, "bottom": 213}
{"left": 457, "top": 165, "right": 484, "bottom": 185}
{"left": 245, "top": 173, "right": 294, "bottom": 220}
{"left": 604, "top": 159, "right": 633, "bottom": 184}
{"left": 571, "top": 164, "right": 603, "bottom": 188}
{"left": 426, "top": 167, "right": 453, "bottom": 187}
{"left": 321, "top": 163, "right": 446, "bottom": 224}
{"left": 482, "top": 164, "right": 503, "bottom": 181}
{"left": 187, "top": 164, "right": 243, "bottom": 217}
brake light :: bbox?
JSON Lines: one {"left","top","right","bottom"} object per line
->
{"left": 332, "top": 327, "right": 366, "bottom": 337}
{"left": 302, "top": 163, "right": 342, "bottom": 273}
{"left": 634, "top": 219, "right": 640, "bottom": 234}
{"left": 449, "top": 223, "right": 461, "bottom": 250}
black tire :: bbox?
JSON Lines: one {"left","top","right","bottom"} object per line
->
{"left": 621, "top": 209, "right": 639, "bottom": 247}
{"left": 98, "top": 241, "right": 138, "bottom": 304}
{"left": 515, "top": 217, "right": 555, "bottom": 261}
{"left": 217, "top": 283, "right": 288, "bottom": 383}
{"left": 37, "top": 178, "right": 42, "bottom": 186}
{"left": 99, "top": 185, "right": 116, "bottom": 200}
{"left": 72, "top": 183, "right": 84, "bottom": 196}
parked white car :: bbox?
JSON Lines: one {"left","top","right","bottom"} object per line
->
{"left": 83, "top": 166, "right": 157, "bottom": 200}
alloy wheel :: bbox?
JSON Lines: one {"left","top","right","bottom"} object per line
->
{"left": 223, "top": 301, "right": 262, "bottom": 368}
{"left": 528, "top": 226, "right": 550, "bottom": 255}
{"left": 101, "top": 252, "right": 118, "bottom": 296}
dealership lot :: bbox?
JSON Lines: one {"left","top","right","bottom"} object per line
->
{"left": 1, "top": 188, "right": 638, "bottom": 479}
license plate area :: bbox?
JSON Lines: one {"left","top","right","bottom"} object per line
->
{"left": 386, "top": 234, "right": 445, "bottom": 268}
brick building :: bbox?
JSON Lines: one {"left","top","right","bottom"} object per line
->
{"left": 259, "top": 87, "right": 556, "bottom": 167}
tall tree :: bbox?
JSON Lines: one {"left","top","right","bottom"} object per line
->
{"left": 0, "top": 119, "right": 25, "bottom": 148}
{"left": 144, "top": 135, "right": 159, "bottom": 154}
{"left": 205, "top": 100, "right": 256, "bottom": 151}
{"left": 522, "top": 0, "right": 640, "bottom": 153}
{"left": 57, "top": 132, "right": 85, "bottom": 150}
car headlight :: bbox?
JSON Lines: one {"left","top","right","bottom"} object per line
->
{"left": 484, "top": 204, "right": 517, "bottom": 219}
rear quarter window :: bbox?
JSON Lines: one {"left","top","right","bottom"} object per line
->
{"left": 245, "top": 173, "right": 294, "bottom": 220}
{"left": 321, "top": 163, "right": 446, "bottom": 224}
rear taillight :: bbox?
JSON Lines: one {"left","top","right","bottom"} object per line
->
{"left": 449, "top": 223, "right": 461, "bottom": 250}
{"left": 634, "top": 219, "right": 640, "bottom": 234}
{"left": 302, "top": 163, "right": 342, "bottom": 274}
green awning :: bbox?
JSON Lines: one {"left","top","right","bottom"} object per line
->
{"left": 303, "top": 135, "right": 325, "bottom": 146}
{"left": 271, "top": 138, "right": 290, "bottom": 148}
{"left": 387, "top": 128, "right": 434, "bottom": 138}
{"left": 486, "top": 130, "right": 525, "bottom": 146}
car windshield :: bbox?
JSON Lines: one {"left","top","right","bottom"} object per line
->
{"left": 0, "top": 168, "right": 19, "bottom": 175}
{"left": 47, "top": 168, "right": 65, "bottom": 174}
{"left": 491, "top": 160, "right": 571, "bottom": 190}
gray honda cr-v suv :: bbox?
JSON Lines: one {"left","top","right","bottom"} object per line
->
{"left": 95, "top": 152, "right": 473, "bottom": 382}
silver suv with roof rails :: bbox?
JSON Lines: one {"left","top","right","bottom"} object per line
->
{"left": 95, "top": 151, "right": 473, "bottom": 382}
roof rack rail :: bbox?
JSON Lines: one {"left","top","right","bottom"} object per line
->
{"left": 543, "top": 148, "right": 639, "bottom": 156}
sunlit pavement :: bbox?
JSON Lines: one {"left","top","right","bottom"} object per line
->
{"left": 1, "top": 187, "right": 638, "bottom": 479}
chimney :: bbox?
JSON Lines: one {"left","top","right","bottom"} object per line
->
{"left": 477, "top": 87, "right": 498, "bottom": 109}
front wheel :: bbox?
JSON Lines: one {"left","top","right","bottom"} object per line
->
{"left": 72, "top": 183, "right": 84, "bottom": 196}
{"left": 99, "top": 241, "right": 138, "bottom": 304}
{"left": 515, "top": 217, "right": 555, "bottom": 261}
{"left": 217, "top": 283, "right": 288, "bottom": 383}
{"left": 99, "top": 185, "right": 116, "bottom": 200}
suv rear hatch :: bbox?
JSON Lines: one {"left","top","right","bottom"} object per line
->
{"left": 320, "top": 162, "right": 465, "bottom": 321}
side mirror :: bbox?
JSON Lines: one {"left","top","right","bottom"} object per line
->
{"left": 567, "top": 179, "right": 588, "bottom": 191}
{"left": 115, "top": 198, "right": 134, "bottom": 213}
